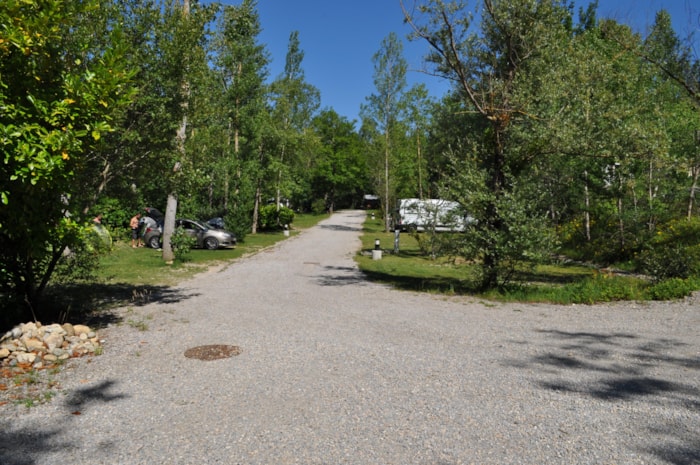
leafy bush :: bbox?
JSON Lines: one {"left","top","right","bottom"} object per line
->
{"left": 635, "top": 219, "right": 700, "bottom": 281}
{"left": 257, "top": 205, "right": 295, "bottom": 231}
{"left": 645, "top": 277, "right": 700, "bottom": 301}
{"left": 90, "top": 196, "right": 141, "bottom": 242}
{"left": 636, "top": 244, "right": 696, "bottom": 282}
{"left": 311, "top": 199, "right": 326, "bottom": 215}
{"left": 560, "top": 273, "right": 644, "bottom": 304}
{"left": 225, "top": 210, "right": 251, "bottom": 243}
{"left": 169, "top": 227, "right": 196, "bottom": 259}
{"left": 413, "top": 230, "right": 453, "bottom": 260}
{"left": 52, "top": 242, "right": 102, "bottom": 285}
{"left": 278, "top": 207, "right": 294, "bottom": 228}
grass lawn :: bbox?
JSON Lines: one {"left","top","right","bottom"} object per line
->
{"left": 43, "top": 213, "right": 330, "bottom": 323}
{"left": 355, "top": 211, "right": 699, "bottom": 304}
{"left": 98, "top": 212, "right": 329, "bottom": 286}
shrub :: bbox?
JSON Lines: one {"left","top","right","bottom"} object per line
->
{"left": 636, "top": 244, "right": 698, "bottom": 282}
{"left": 636, "top": 218, "right": 700, "bottom": 281}
{"left": 170, "top": 227, "right": 196, "bottom": 259}
{"left": 225, "top": 210, "right": 250, "bottom": 243}
{"left": 311, "top": 199, "right": 326, "bottom": 215}
{"left": 257, "top": 205, "right": 295, "bottom": 231}
{"left": 561, "top": 273, "right": 643, "bottom": 304}
{"left": 413, "top": 230, "right": 453, "bottom": 260}
{"left": 645, "top": 277, "right": 700, "bottom": 301}
{"left": 90, "top": 196, "right": 141, "bottom": 242}
{"left": 278, "top": 207, "right": 294, "bottom": 228}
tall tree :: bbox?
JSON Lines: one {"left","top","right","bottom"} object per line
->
{"left": 641, "top": 10, "right": 700, "bottom": 219}
{"left": 361, "top": 32, "right": 408, "bottom": 231}
{"left": 403, "top": 0, "right": 567, "bottom": 289}
{"left": 269, "top": 31, "right": 320, "bottom": 212}
{"left": 162, "top": 0, "right": 190, "bottom": 263}
{"left": 309, "top": 109, "right": 367, "bottom": 211}
{"left": 212, "top": 0, "right": 269, "bottom": 237}
{"left": 0, "top": 0, "right": 135, "bottom": 322}
{"left": 400, "top": 84, "right": 434, "bottom": 199}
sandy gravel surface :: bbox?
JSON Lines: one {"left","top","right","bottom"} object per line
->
{"left": 1, "top": 210, "right": 699, "bottom": 465}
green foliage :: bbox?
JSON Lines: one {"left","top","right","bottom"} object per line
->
{"left": 257, "top": 205, "right": 295, "bottom": 231}
{"left": 169, "top": 227, "right": 196, "bottom": 259}
{"left": 635, "top": 218, "right": 700, "bottom": 281}
{"left": 361, "top": 32, "right": 408, "bottom": 230}
{"left": 358, "top": 214, "right": 699, "bottom": 304}
{"left": 91, "top": 197, "right": 139, "bottom": 241}
{"left": 52, "top": 234, "right": 103, "bottom": 285}
{"left": 560, "top": 273, "right": 645, "bottom": 304}
{"left": 0, "top": 0, "right": 136, "bottom": 322}
{"left": 636, "top": 244, "right": 696, "bottom": 282}
{"left": 278, "top": 206, "right": 294, "bottom": 227}
{"left": 308, "top": 109, "right": 368, "bottom": 211}
{"left": 413, "top": 230, "right": 448, "bottom": 260}
{"left": 311, "top": 199, "right": 327, "bottom": 215}
{"left": 645, "top": 277, "right": 700, "bottom": 301}
{"left": 443, "top": 154, "right": 559, "bottom": 288}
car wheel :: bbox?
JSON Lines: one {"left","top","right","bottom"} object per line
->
{"left": 148, "top": 236, "right": 161, "bottom": 249}
{"left": 203, "top": 237, "right": 219, "bottom": 250}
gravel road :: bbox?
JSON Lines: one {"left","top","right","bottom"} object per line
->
{"left": 2, "top": 210, "right": 699, "bottom": 465}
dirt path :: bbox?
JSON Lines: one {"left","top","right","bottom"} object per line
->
{"left": 2, "top": 210, "right": 699, "bottom": 465}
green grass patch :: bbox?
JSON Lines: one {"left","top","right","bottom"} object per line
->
{"left": 40, "top": 213, "right": 327, "bottom": 325}
{"left": 356, "top": 213, "right": 480, "bottom": 294}
{"left": 98, "top": 215, "right": 323, "bottom": 286}
{"left": 292, "top": 212, "right": 330, "bottom": 229}
{"left": 355, "top": 212, "right": 699, "bottom": 303}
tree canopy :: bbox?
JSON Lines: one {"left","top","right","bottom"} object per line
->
{"left": 2, "top": 0, "right": 700, "bottom": 325}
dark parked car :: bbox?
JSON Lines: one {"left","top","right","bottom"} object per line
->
{"left": 205, "top": 217, "right": 225, "bottom": 230}
{"left": 144, "top": 218, "right": 236, "bottom": 250}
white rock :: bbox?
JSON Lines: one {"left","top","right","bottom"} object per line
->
{"left": 16, "top": 352, "right": 37, "bottom": 364}
{"left": 73, "top": 324, "right": 91, "bottom": 336}
{"left": 43, "top": 332, "right": 65, "bottom": 351}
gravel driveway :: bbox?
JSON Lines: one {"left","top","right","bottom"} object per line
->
{"left": 2, "top": 210, "right": 699, "bottom": 465}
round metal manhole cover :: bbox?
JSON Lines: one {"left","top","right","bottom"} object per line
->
{"left": 184, "top": 344, "right": 241, "bottom": 361}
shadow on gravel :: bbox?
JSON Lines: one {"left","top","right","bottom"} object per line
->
{"left": 316, "top": 265, "right": 368, "bottom": 286}
{"left": 38, "top": 283, "right": 200, "bottom": 331}
{"left": 319, "top": 224, "right": 362, "bottom": 232}
{"left": 360, "top": 269, "right": 475, "bottom": 294}
{"left": 506, "top": 329, "right": 700, "bottom": 465}
{"left": 0, "top": 427, "right": 66, "bottom": 465}
{"left": 647, "top": 430, "right": 700, "bottom": 465}
{"left": 64, "top": 379, "right": 128, "bottom": 411}
{"left": 0, "top": 380, "right": 127, "bottom": 465}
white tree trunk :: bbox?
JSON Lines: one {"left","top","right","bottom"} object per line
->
{"left": 162, "top": 193, "right": 178, "bottom": 263}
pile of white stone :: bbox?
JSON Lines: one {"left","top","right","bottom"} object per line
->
{"left": 0, "top": 322, "right": 102, "bottom": 368}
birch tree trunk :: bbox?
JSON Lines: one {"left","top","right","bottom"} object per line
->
{"left": 162, "top": 0, "right": 189, "bottom": 263}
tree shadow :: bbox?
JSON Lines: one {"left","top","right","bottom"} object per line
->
{"left": 0, "top": 380, "right": 127, "bottom": 465}
{"left": 63, "top": 379, "right": 128, "bottom": 411}
{"left": 0, "top": 283, "right": 200, "bottom": 332}
{"left": 506, "top": 329, "right": 700, "bottom": 464}
{"left": 316, "top": 266, "right": 369, "bottom": 286}
{"left": 319, "top": 224, "right": 362, "bottom": 232}
{"left": 360, "top": 269, "right": 476, "bottom": 294}
{"left": 0, "top": 427, "right": 67, "bottom": 465}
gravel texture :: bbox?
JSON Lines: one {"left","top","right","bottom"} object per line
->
{"left": 1, "top": 210, "right": 699, "bottom": 465}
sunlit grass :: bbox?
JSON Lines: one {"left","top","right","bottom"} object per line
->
{"left": 355, "top": 210, "right": 697, "bottom": 303}
{"left": 97, "top": 213, "right": 325, "bottom": 286}
{"left": 39, "top": 213, "right": 327, "bottom": 322}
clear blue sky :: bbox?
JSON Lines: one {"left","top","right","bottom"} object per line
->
{"left": 224, "top": 1, "right": 699, "bottom": 124}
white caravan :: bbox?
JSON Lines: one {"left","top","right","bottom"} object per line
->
{"left": 392, "top": 198, "right": 472, "bottom": 232}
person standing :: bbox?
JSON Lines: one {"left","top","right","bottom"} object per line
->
{"left": 130, "top": 213, "right": 143, "bottom": 248}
